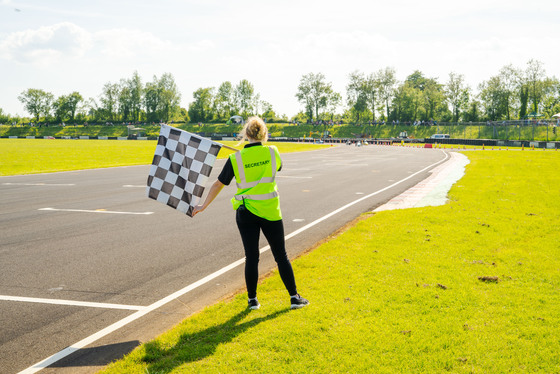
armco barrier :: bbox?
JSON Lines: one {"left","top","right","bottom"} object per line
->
{"left": 425, "top": 138, "right": 497, "bottom": 146}
{"left": 425, "top": 138, "right": 559, "bottom": 149}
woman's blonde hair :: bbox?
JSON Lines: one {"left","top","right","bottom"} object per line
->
{"left": 237, "top": 116, "right": 268, "bottom": 144}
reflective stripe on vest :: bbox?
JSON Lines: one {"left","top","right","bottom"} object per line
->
{"left": 234, "top": 191, "right": 279, "bottom": 201}
{"left": 233, "top": 147, "right": 277, "bottom": 190}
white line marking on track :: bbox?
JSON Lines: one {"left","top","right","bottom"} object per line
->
{"left": 277, "top": 176, "right": 312, "bottom": 179}
{"left": 38, "top": 208, "right": 153, "bottom": 215}
{"left": 282, "top": 150, "right": 449, "bottom": 242}
{"left": 0, "top": 295, "right": 145, "bottom": 311}
{"left": 122, "top": 185, "right": 146, "bottom": 188}
{"left": 2, "top": 183, "right": 76, "bottom": 186}
{"left": 325, "top": 163, "right": 368, "bottom": 166}
{"left": 20, "top": 149, "right": 449, "bottom": 374}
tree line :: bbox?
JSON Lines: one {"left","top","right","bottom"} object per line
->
{"left": 14, "top": 71, "right": 182, "bottom": 125}
{"left": 301, "top": 59, "right": 559, "bottom": 125}
{"left": 187, "top": 80, "right": 278, "bottom": 123}
{"left": 3, "top": 59, "right": 559, "bottom": 126}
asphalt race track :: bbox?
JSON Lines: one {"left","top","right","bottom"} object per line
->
{"left": 0, "top": 144, "right": 448, "bottom": 373}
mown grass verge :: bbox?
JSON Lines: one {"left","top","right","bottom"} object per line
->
{"left": 0, "top": 139, "right": 331, "bottom": 176}
{"left": 99, "top": 150, "right": 560, "bottom": 373}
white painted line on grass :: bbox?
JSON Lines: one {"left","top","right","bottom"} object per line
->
{"left": 38, "top": 208, "right": 154, "bottom": 215}
{"left": 374, "top": 152, "right": 469, "bottom": 211}
{"left": 20, "top": 149, "right": 448, "bottom": 374}
{"left": 2, "top": 183, "right": 76, "bottom": 186}
{"left": 0, "top": 295, "right": 145, "bottom": 311}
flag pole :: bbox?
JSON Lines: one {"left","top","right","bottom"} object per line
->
{"left": 219, "top": 143, "right": 239, "bottom": 152}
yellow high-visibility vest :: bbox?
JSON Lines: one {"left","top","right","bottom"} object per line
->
{"left": 230, "top": 145, "right": 282, "bottom": 221}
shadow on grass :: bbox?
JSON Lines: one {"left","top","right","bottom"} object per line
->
{"left": 142, "top": 307, "right": 289, "bottom": 372}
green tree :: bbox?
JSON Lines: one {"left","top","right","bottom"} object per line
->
{"left": 445, "top": 72, "right": 470, "bottom": 122}
{"left": 18, "top": 88, "right": 54, "bottom": 122}
{"left": 144, "top": 73, "right": 181, "bottom": 122}
{"left": 52, "top": 96, "right": 70, "bottom": 122}
{"left": 118, "top": 79, "right": 133, "bottom": 121}
{"left": 128, "top": 71, "right": 144, "bottom": 121}
{"left": 252, "top": 93, "right": 262, "bottom": 116}
{"left": 235, "top": 79, "right": 254, "bottom": 118}
{"left": 327, "top": 92, "right": 342, "bottom": 122}
{"left": 295, "top": 72, "right": 336, "bottom": 122}
{"left": 391, "top": 82, "right": 422, "bottom": 122}
{"left": 525, "top": 59, "right": 546, "bottom": 114}
{"left": 519, "top": 85, "right": 529, "bottom": 119}
{"left": 364, "top": 73, "right": 378, "bottom": 122}
{"left": 422, "top": 79, "right": 445, "bottom": 121}
{"left": 83, "top": 98, "right": 100, "bottom": 122}
{"left": 376, "top": 67, "right": 397, "bottom": 120}
{"left": 100, "top": 82, "right": 119, "bottom": 122}
{"left": 177, "top": 107, "right": 190, "bottom": 123}
{"left": 540, "top": 78, "right": 560, "bottom": 118}
{"left": 158, "top": 73, "right": 181, "bottom": 122}
{"left": 64, "top": 92, "right": 83, "bottom": 121}
{"left": 463, "top": 99, "right": 481, "bottom": 122}
{"left": 0, "top": 108, "right": 11, "bottom": 124}
{"left": 261, "top": 101, "right": 276, "bottom": 121}
{"left": 498, "top": 64, "right": 520, "bottom": 120}
{"left": 144, "top": 80, "right": 161, "bottom": 122}
{"left": 391, "top": 84, "right": 406, "bottom": 122}
{"left": 346, "top": 71, "right": 368, "bottom": 123}
{"left": 214, "top": 81, "right": 235, "bottom": 120}
{"left": 291, "top": 111, "right": 308, "bottom": 124}
{"left": 406, "top": 70, "right": 429, "bottom": 91}
{"left": 479, "top": 76, "right": 507, "bottom": 121}
{"left": 404, "top": 71, "right": 444, "bottom": 121}
{"left": 188, "top": 87, "right": 215, "bottom": 122}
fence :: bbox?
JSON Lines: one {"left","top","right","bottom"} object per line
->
{"left": 425, "top": 120, "right": 560, "bottom": 142}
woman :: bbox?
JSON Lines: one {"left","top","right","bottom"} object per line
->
{"left": 192, "top": 117, "right": 309, "bottom": 310}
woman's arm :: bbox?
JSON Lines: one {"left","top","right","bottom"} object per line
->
{"left": 191, "top": 179, "right": 225, "bottom": 217}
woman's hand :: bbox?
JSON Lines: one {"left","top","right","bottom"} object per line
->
{"left": 191, "top": 205, "right": 205, "bottom": 217}
{"left": 190, "top": 180, "right": 225, "bottom": 218}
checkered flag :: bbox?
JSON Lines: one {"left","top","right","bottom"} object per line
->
{"left": 147, "top": 125, "right": 222, "bottom": 217}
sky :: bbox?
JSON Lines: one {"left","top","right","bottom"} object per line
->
{"left": 1, "top": 0, "right": 559, "bottom": 118}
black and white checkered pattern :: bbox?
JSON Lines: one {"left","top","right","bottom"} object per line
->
{"left": 146, "top": 125, "right": 222, "bottom": 217}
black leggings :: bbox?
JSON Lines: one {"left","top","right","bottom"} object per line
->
{"left": 235, "top": 207, "right": 297, "bottom": 299}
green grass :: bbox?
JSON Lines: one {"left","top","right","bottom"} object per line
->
{"left": 0, "top": 139, "right": 331, "bottom": 176}
{"left": 100, "top": 151, "right": 560, "bottom": 373}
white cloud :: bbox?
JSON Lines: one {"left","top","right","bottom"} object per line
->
{"left": 0, "top": 22, "right": 91, "bottom": 64}
{"left": 0, "top": 22, "right": 185, "bottom": 65}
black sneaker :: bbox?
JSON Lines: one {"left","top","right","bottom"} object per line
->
{"left": 248, "top": 298, "right": 260, "bottom": 310}
{"left": 290, "top": 294, "right": 309, "bottom": 309}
